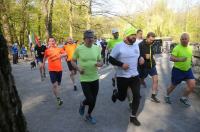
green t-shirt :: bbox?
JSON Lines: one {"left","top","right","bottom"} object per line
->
{"left": 73, "top": 44, "right": 101, "bottom": 82}
{"left": 171, "top": 44, "right": 193, "bottom": 71}
{"left": 107, "top": 38, "right": 123, "bottom": 50}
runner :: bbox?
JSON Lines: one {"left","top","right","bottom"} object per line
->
{"left": 106, "top": 29, "right": 123, "bottom": 87}
{"left": 127, "top": 29, "right": 144, "bottom": 109}
{"left": 136, "top": 29, "right": 143, "bottom": 44}
{"left": 72, "top": 30, "right": 103, "bottom": 124}
{"left": 109, "top": 27, "right": 144, "bottom": 126}
{"left": 138, "top": 32, "right": 160, "bottom": 103}
{"left": 63, "top": 37, "right": 78, "bottom": 91}
{"left": 165, "top": 33, "right": 195, "bottom": 107}
{"left": 42, "top": 36, "right": 66, "bottom": 107}
{"left": 34, "top": 39, "right": 47, "bottom": 81}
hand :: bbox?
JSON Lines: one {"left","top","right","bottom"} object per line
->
{"left": 139, "top": 57, "right": 145, "bottom": 65}
{"left": 78, "top": 68, "right": 84, "bottom": 74}
{"left": 95, "top": 62, "right": 103, "bottom": 67}
{"left": 41, "top": 52, "right": 44, "bottom": 55}
{"left": 179, "top": 57, "right": 187, "bottom": 62}
{"left": 122, "top": 63, "right": 129, "bottom": 70}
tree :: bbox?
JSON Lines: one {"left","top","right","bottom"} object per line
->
{"left": 0, "top": 0, "right": 13, "bottom": 46}
{"left": 43, "top": 0, "right": 54, "bottom": 39}
{"left": 0, "top": 24, "right": 28, "bottom": 132}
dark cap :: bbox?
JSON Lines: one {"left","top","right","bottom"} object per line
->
{"left": 83, "top": 30, "right": 94, "bottom": 39}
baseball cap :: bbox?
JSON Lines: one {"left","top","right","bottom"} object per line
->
{"left": 112, "top": 28, "right": 119, "bottom": 34}
{"left": 83, "top": 30, "right": 95, "bottom": 39}
{"left": 124, "top": 27, "right": 137, "bottom": 37}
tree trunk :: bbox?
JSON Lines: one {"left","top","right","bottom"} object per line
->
{"left": 0, "top": 0, "right": 13, "bottom": 46}
{"left": 48, "top": 0, "right": 54, "bottom": 37}
{"left": 19, "top": 0, "right": 28, "bottom": 48}
{"left": 0, "top": 23, "right": 28, "bottom": 132}
{"left": 86, "top": 0, "right": 92, "bottom": 30}
{"left": 69, "top": 0, "right": 73, "bottom": 37}
{"left": 43, "top": 0, "right": 49, "bottom": 39}
{"left": 38, "top": 11, "right": 41, "bottom": 37}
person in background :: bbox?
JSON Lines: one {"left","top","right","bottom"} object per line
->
{"left": 12, "top": 43, "right": 18, "bottom": 64}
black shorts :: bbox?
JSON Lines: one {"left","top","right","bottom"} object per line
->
{"left": 67, "top": 61, "right": 76, "bottom": 71}
{"left": 49, "top": 71, "right": 62, "bottom": 85}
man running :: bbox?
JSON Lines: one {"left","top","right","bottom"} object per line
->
{"left": 109, "top": 27, "right": 144, "bottom": 126}
{"left": 107, "top": 29, "right": 123, "bottom": 87}
{"left": 42, "top": 36, "right": 67, "bottom": 106}
{"left": 63, "top": 37, "right": 78, "bottom": 91}
{"left": 127, "top": 29, "right": 144, "bottom": 109}
{"left": 165, "top": 33, "right": 195, "bottom": 107}
{"left": 34, "top": 39, "right": 47, "bottom": 81}
{"left": 138, "top": 32, "right": 160, "bottom": 103}
{"left": 72, "top": 30, "right": 103, "bottom": 124}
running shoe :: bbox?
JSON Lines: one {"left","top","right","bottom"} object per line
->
{"left": 85, "top": 115, "right": 96, "bottom": 124}
{"left": 74, "top": 85, "right": 77, "bottom": 91}
{"left": 57, "top": 98, "right": 63, "bottom": 106}
{"left": 164, "top": 96, "right": 172, "bottom": 104}
{"left": 111, "top": 89, "right": 117, "bottom": 103}
{"left": 180, "top": 98, "right": 191, "bottom": 107}
{"left": 130, "top": 116, "right": 141, "bottom": 126}
{"left": 79, "top": 102, "right": 85, "bottom": 116}
{"left": 151, "top": 94, "right": 160, "bottom": 103}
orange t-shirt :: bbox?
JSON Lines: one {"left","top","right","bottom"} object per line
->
{"left": 63, "top": 43, "right": 77, "bottom": 61}
{"left": 44, "top": 47, "right": 65, "bottom": 71}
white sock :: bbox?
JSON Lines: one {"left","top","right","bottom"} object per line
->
{"left": 181, "top": 96, "right": 187, "bottom": 100}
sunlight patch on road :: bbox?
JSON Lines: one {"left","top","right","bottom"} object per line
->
{"left": 22, "top": 95, "right": 47, "bottom": 113}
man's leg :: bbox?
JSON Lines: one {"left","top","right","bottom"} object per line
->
{"left": 179, "top": 79, "right": 195, "bottom": 106}
{"left": 151, "top": 75, "right": 160, "bottom": 103}
{"left": 67, "top": 61, "right": 77, "bottom": 91}
{"left": 39, "top": 62, "right": 44, "bottom": 81}
{"left": 130, "top": 76, "right": 141, "bottom": 126}
{"left": 183, "top": 79, "right": 195, "bottom": 97}
{"left": 127, "top": 87, "right": 133, "bottom": 109}
{"left": 112, "top": 77, "right": 128, "bottom": 102}
{"left": 70, "top": 70, "right": 77, "bottom": 91}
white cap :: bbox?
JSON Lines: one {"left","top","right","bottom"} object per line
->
{"left": 112, "top": 28, "right": 118, "bottom": 34}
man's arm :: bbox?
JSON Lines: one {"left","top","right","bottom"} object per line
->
{"left": 170, "top": 55, "right": 187, "bottom": 62}
{"left": 109, "top": 56, "right": 123, "bottom": 67}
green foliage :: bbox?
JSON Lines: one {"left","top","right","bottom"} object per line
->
{"left": 1, "top": 0, "right": 200, "bottom": 47}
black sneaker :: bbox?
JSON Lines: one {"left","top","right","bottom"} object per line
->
{"left": 130, "top": 116, "right": 141, "bottom": 126}
{"left": 151, "top": 94, "right": 160, "bottom": 103}
{"left": 57, "top": 98, "right": 63, "bottom": 106}
{"left": 111, "top": 89, "right": 117, "bottom": 103}
{"left": 74, "top": 85, "right": 77, "bottom": 91}
{"left": 112, "top": 78, "right": 115, "bottom": 87}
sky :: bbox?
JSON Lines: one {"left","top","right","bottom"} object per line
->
{"left": 93, "top": 0, "right": 200, "bottom": 16}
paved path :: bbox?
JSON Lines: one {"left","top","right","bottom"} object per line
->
{"left": 12, "top": 54, "right": 200, "bottom": 132}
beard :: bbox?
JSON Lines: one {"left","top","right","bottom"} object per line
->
{"left": 127, "top": 37, "right": 136, "bottom": 44}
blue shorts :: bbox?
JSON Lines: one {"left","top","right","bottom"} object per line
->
{"left": 139, "top": 66, "right": 158, "bottom": 79}
{"left": 171, "top": 67, "right": 195, "bottom": 86}
{"left": 49, "top": 71, "right": 62, "bottom": 85}
{"left": 36, "top": 57, "right": 43, "bottom": 63}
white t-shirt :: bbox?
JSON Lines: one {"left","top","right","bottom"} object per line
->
{"left": 110, "top": 41, "right": 140, "bottom": 78}
{"left": 135, "top": 39, "right": 143, "bottom": 44}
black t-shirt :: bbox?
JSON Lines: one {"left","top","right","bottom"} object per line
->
{"left": 139, "top": 40, "right": 156, "bottom": 69}
{"left": 34, "top": 45, "right": 46, "bottom": 58}
{"left": 101, "top": 41, "right": 107, "bottom": 53}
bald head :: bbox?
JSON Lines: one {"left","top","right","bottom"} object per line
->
{"left": 180, "top": 33, "right": 190, "bottom": 46}
{"left": 67, "top": 37, "right": 73, "bottom": 44}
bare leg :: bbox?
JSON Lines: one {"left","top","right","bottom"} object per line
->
{"left": 182, "top": 79, "right": 195, "bottom": 97}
